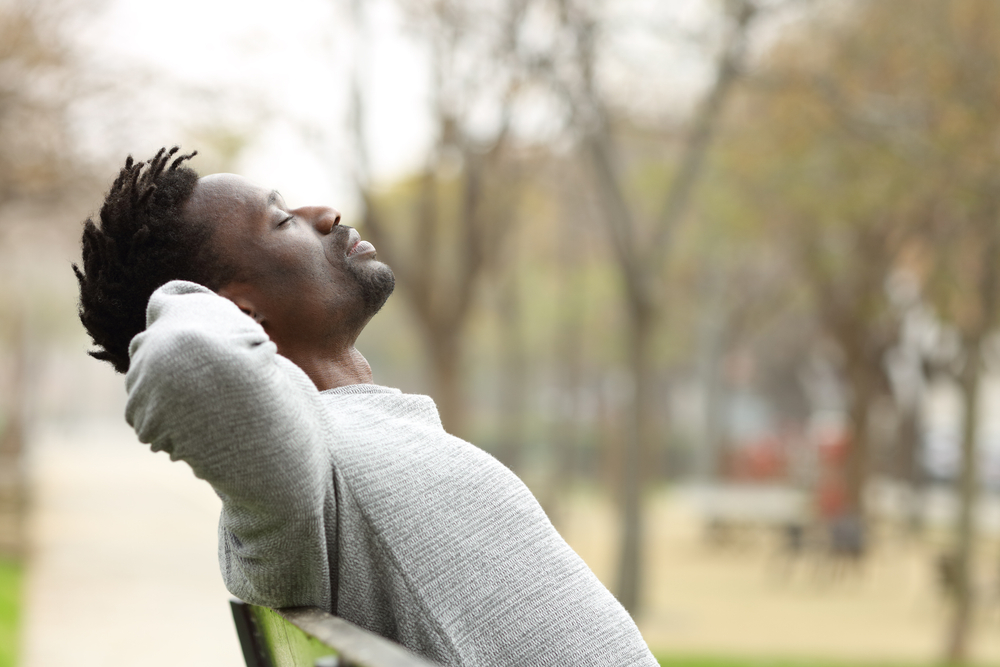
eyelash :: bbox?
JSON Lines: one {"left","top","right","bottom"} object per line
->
{"left": 277, "top": 215, "right": 294, "bottom": 227}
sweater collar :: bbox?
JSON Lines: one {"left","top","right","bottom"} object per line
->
{"left": 321, "top": 383, "right": 402, "bottom": 397}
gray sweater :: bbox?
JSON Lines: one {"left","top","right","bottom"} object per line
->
{"left": 125, "top": 281, "right": 658, "bottom": 667}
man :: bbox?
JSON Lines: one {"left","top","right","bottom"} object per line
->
{"left": 75, "top": 147, "right": 657, "bottom": 666}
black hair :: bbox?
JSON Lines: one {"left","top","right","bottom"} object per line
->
{"left": 74, "top": 146, "right": 229, "bottom": 373}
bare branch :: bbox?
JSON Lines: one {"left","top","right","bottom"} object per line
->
{"left": 650, "top": 0, "right": 759, "bottom": 261}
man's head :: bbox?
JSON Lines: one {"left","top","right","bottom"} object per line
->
{"left": 75, "top": 147, "right": 394, "bottom": 374}
{"left": 183, "top": 172, "right": 395, "bottom": 360}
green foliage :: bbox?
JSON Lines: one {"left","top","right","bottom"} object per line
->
{"left": 656, "top": 655, "right": 947, "bottom": 667}
{"left": 0, "top": 558, "right": 21, "bottom": 667}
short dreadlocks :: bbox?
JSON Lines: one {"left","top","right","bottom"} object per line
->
{"left": 74, "top": 146, "right": 233, "bottom": 374}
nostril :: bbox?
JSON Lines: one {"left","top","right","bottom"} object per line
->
{"left": 316, "top": 209, "right": 340, "bottom": 233}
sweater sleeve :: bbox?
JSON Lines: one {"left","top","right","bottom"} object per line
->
{"left": 125, "top": 280, "right": 333, "bottom": 610}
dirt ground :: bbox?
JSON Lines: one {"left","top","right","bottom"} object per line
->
{"left": 19, "top": 418, "right": 1000, "bottom": 666}
{"left": 559, "top": 488, "right": 1000, "bottom": 665}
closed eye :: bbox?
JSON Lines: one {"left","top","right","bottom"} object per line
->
{"left": 276, "top": 214, "right": 294, "bottom": 228}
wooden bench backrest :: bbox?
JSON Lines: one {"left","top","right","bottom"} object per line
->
{"left": 230, "top": 599, "right": 440, "bottom": 667}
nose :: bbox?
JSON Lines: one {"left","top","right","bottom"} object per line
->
{"left": 298, "top": 206, "right": 341, "bottom": 234}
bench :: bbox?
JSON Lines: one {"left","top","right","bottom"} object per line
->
{"left": 230, "top": 599, "right": 440, "bottom": 667}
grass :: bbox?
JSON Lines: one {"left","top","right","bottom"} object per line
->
{"left": 656, "top": 655, "right": 962, "bottom": 667}
{"left": 0, "top": 558, "right": 21, "bottom": 667}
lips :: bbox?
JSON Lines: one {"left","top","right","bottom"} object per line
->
{"left": 346, "top": 228, "right": 376, "bottom": 258}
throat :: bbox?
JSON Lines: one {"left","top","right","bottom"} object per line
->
{"left": 285, "top": 347, "right": 374, "bottom": 391}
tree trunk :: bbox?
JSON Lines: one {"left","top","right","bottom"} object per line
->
{"left": 844, "top": 366, "right": 871, "bottom": 521}
{"left": 496, "top": 275, "right": 527, "bottom": 474}
{"left": 546, "top": 286, "right": 585, "bottom": 528}
{"left": 616, "top": 303, "right": 656, "bottom": 614}
{"left": 545, "top": 209, "right": 588, "bottom": 527}
{"left": 945, "top": 336, "right": 982, "bottom": 664}
{"left": 565, "top": 0, "right": 759, "bottom": 618}
{"left": 945, "top": 195, "right": 1000, "bottom": 662}
{"left": 696, "top": 269, "right": 730, "bottom": 481}
{"left": 0, "top": 307, "right": 28, "bottom": 560}
{"left": 428, "top": 329, "right": 465, "bottom": 438}
{"left": 897, "top": 404, "right": 925, "bottom": 536}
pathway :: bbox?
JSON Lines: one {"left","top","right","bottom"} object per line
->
{"left": 20, "top": 418, "right": 242, "bottom": 667}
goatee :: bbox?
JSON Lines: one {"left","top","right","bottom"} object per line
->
{"left": 350, "top": 259, "right": 395, "bottom": 317}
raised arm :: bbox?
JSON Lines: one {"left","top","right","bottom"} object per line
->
{"left": 125, "top": 280, "right": 333, "bottom": 609}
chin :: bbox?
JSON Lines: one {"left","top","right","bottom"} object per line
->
{"left": 354, "top": 260, "right": 395, "bottom": 316}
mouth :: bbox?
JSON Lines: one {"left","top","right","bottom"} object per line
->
{"left": 346, "top": 227, "right": 376, "bottom": 258}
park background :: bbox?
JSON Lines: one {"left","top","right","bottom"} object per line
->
{"left": 3, "top": 0, "right": 1000, "bottom": 665}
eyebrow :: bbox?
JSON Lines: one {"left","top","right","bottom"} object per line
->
{"left": 267, "top": 190, "right": 282, "bottom": 207}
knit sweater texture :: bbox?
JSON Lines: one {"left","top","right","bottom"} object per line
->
{"left": 125, "top": 280, "right": 657, "bottom": 667}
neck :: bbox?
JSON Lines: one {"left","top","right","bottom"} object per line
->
{"left": 284, "top": 346, "right": 374, "bottom": 391}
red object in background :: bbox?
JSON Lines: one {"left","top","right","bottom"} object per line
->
{"left": 726, "top": 434, "right": 787, "bottom": 481}
{"left": 818, "top": 430, "right": 849, "bottom": 466}
{"left": 817, "top": 474, "right": 848, "bottom": 519}
{"left": 816, "top": 428, "right": 850, "bottom": 519}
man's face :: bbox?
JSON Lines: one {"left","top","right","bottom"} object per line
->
{"left": 183, "top": 174, "right": 394, "bottom": 352}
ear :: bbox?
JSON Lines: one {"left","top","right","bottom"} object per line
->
{"left": 217, "top": 282, "right": 264, "bottom": 324}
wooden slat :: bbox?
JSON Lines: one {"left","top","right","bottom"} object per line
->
{"left": 231, "top": 599, "right": 441, "bottom": 667}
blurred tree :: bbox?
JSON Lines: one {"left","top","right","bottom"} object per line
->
{"left": 495, "top": 248, "right": 529, "bottom": 474}
{"left": 0, "top": 0, "right": 81, "bottom": 204}
{"left": 729, "top": 0, "right": 1000, "bottom": 660}
{"left": 348, "top": 0, "right": 531, "bottom": 437}
{"left": 538, "top": 155, "right": 596, "bottom": 524}
{"left": 724, "top": 0, "right": 968, "bottom": 535}
{"left": 547, "top": 0, "right": 763, "bottom": 614}
{"left": 891, "top": 2, "right": 1000, "bottom": 660}
{"left": 934, "top": 194, "right": 1000, "bottom": 666}
{"left": 0, "top": 0, "right": 84, "bottom": 559}
{"left": 726, "top": 76, "right": 913, "bottom": 534}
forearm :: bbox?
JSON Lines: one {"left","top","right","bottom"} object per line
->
{"left": 126, "top": 281, "right": 321, "bottom": 498}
